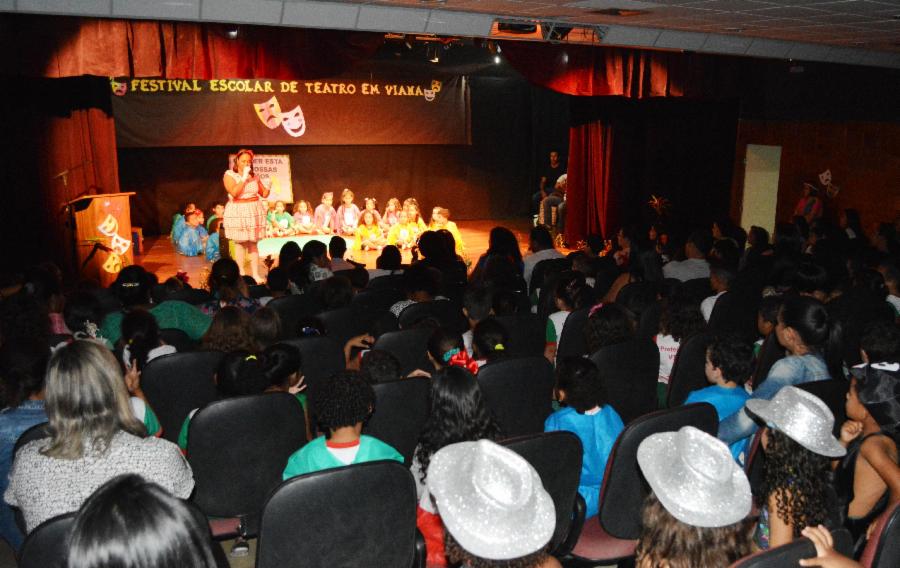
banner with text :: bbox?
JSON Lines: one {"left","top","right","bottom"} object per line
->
{"left": 111, "top": 76, "right": 470, "bottom": 147}
{"left": 228, "top": 154, "right": 294, "bottom": 203}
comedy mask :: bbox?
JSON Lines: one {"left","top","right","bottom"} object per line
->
{"left": 281, "top": 105, "right": 307, "bottom": 138}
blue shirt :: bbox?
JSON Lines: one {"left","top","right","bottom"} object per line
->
{"left": 718, "top": 354, "right": 829, "bottom": 447}
{"left": 0, "top": 400, "right": 47, "bottom": 549}
{"left": 685, "top": 384, "right": 751, "bottom": 461}
{"left": 544, "top": 405, "right": 624, "bottom": 518}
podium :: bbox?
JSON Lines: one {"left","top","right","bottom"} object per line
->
{"left": 66, "top": 193, "right": 136, "bottom": 287}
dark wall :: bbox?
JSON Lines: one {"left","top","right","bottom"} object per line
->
{"left": 119, "top": 75, "right": 570, "bottom": 235}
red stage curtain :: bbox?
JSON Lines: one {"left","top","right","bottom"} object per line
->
{"left": 499, "top": 42, "right": 684, "bottom": 98}
{"left": 0, "top": 15, "right": 383, "bottom": 79}
{"left": 565, "top": 121, "right": 616, "bottom": 245}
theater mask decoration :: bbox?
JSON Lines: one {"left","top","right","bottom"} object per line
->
{"left": 110, "top": 79, "right": 128, "bottom": 96}
{"left": 254, "top": 96, "right": 283, "bottom": 129}
{"left": 818, "top": 169, "right": 841, "bottom": 198}
{"left": 281, "top": 105, "right": 307, "bottom": 138}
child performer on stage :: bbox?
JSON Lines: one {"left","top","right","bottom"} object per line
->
{"left": 336, "top": 188, "right": 361, "bottom": 237}
{"left": 206, "top": 203, "right": 225, "bottom": 232}
{"left": 206, "top": 218, "right": 222, "bottom": 262}
{"left": 381, "top": 198, "right": 401, "bottom": 231}
{"left": 266, "top": 200, "right": 295, "bottom": 237}
{"left": 170, "top": 202, "right": 196, "bottom": 244}
{"left": 404, "top": 198, "right": 428, "bottom": 233}
{"left": 363, "top": 197, "right": 382, "bottom": 227}
{"left": 175, "top": 210, "right": 208, "bottom": 257}
{"left": 429, "top": 206, "right": 466, "bottom": 256}
{"left": 355, "top": 210, "right": 385, "bottom": 252}
{"left": 387, "top": 210, "right": 418, "bottom": 250}
{"left": 292, "top": 200, "right": 315, "bottom": 234}
{"left": 314, "top": 192, "right": 337, "bottom": 235}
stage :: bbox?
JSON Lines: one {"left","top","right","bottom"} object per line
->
{"left": 135, "top": 219, "right": 538, "bottom": 286}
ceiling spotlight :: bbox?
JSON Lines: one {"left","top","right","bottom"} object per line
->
{"left": 562, "top": 52, "right": 569, "bottom": 64}
{"left": 494, "top": 55, "right": 501, "bottom": 64}
{"left": 496, "top": 44, "right": 502, "bottom": 53}
{"left": 225, "top": 27, "right": 239, "bottom": 40}
{"left": 427, "top": 44, "right": 440, "bottom": 63}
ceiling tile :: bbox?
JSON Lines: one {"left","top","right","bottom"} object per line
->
{"left": 701, "top": 32, "right": 753, "bottom": 53}
{"left": 602, "top": 24, "right": 663, "bottom": 45}
{"left": 282, "top": 1, "right": 360, "bottom": 29}
{"left": 201, "top": 0, "right": 282, "bottom": 24}
{"left": 17, "top": 0, "right": 111, "bottom": 15}
{"left": 357, "top": 5, "right": 429, "bottom": 31}
{"left": 742, "top": 6, "right": 830, "bottom": 18}
{"left": 113, "top": 0, "right": 200, "bottom": 20}
{"left": 655, "top": 28, "right": 708, "bottom": 49}
{"left": 745, "top": 37, "right": 794, "bottom": 57}
{"left": 424, "top": 10, "right": 496, "bottom": 35}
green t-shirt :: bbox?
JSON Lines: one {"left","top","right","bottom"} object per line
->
{"left": 101, "top": 300, "right": 211, "bottom": 346}
{"left": 282, "top": 435, "right": 403, "bottom": 480}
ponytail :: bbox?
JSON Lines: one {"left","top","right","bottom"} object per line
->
{"left": 824, "top": 317, "right": 844, "bottom": 381}
{"left": 780, "top": 296, "right": 844, "bottom": 379}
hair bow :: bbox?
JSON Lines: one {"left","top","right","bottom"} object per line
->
{"left": 447, "top": 350, "right": 480, "bottom": 375}
{"left": 589, "top": 302, "right": 605, "bottom": 318}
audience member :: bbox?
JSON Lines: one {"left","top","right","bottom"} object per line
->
{"left": 359, "top": 349, "right": 402, "bottom": 384}
{"left": 329, "top": 236, "right": 355, "bottom": 272}
{"left": 249, "top": 306, "right": 282, "bottom": 349}
{"left": 201, "top": 305, "right": 257, "bottom": 352}
{"left": 472, "top": 317, "right": 509, "bottom": 367}
{"left": 584, "top": 303, "right": 634, "bottom": 354}
{"left": 663, "top": 230, "right": 713, "bottom": 282}
{"left": 201, "top": 258, "right": 261, "bottom": 316}
{"left": 461, "top": 286, "right": 493, "bottom": 356}
{"left": 545, "top": 271, "right": 590, "bottom": 363}
{"left": 523, "top": 226, "right": 564, "bottom": 289}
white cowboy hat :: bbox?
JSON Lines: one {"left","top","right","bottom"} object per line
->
{"left": 637, "top": 426, "right": 751, "bottom": 528}
{"left": 426, "top": 439, "right": 555, "bottom": 560}
{"left": 745, "top": 386, "right": 846, "bottom": 458}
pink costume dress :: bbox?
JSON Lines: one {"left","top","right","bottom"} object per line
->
{"left": 223, "top": 170, "right": 268, "bottom": 242}
{"left": 314, "top": 204, "right": 337, "bottom": 233}
{"left": 336, "top": 204, "right": 361, "bottom": 236}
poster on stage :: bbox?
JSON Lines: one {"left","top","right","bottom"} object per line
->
{"left": 228, "top": 154, "right": 294, "bottom": 203}
{"left": 112, "top": 75, "right": 470, "bottom": 147}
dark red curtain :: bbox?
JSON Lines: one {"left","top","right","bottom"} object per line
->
{"left": 0, "top": 15, "right": 382, "bottom": 79}
{"left": 565, "top": 121, "right": 616, "bottom": 245}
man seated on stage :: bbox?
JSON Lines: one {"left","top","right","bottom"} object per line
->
{"left": 533, "top": 150, "right": 566, "bottom": 215}
{"left": 539, "top": 174, "right": 567, "bottom": 237}
{"left": 663, "top": 230, "right": 713, "bottom": 282}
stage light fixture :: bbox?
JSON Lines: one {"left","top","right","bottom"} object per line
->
{"left": 427, "top": 44, "right": 440, "bottom": 63}
{"left": 494, "top": 55, "right": 501, "bottom": 64}
{"left": 225, "top": 27, "right": 240, "bottom": 40}
{"left": 562, "top": 52, "right": 569, "bottom": 64}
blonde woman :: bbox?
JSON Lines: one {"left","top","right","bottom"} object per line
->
{"left": 5, "top": 341, "right": 193, "bottom": 532}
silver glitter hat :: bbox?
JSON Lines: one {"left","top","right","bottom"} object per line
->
{"left": 426, "top": 439, "right": 556, "bottom": 560}
{"left": 745, "top": 386, "right": 846, "bottom": 458}
{"left": 637, "top": 426, "right": 751, "bottom": 528}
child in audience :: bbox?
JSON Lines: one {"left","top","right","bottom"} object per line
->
{"left": 584, "top": 303, "right": 635, "bottom": 354}
{"left": 545, "top": 357, "right": 624, "bottom": 518}
{"left": 381, "top": 197, "right": 401, "bottom": 230}
{"left": 545, "top": 271, "right": 589, "bottom": 364}
{"left": 282, "top": 371, "right": 402, "bottom": 478}
{"left": 354, "top": 210, "right": 385, "bottom": 252}
{"left": 635, "top": 426, "right": 753, "bottom": 567}
{"left": 426, "top": 328, "right": 479, "bottom": 375}
{"left": 266, "top": 200, "right": 295, "bottom": 237}
{"left": 746, "top": 386, "right": 846, "bottom": 549}
{"left": 472, "top": 317, "right": 509, "bottom": 368}
{"left": 425, "top": 439, "right": 559, "bottom": 568}
{"left": 412, "top": 367, "right": 501, "bottom": 566}
{"left": 314, "top": 192, "right": 337, "bottom": 234}
{"left": 684, "top": 334, "right": 753, "bottom": 461}
{"left": 655, "top": 292, "right": 706, "bottom": 405}
{"left": 205, "top": 218, "right": 221, "bottom": 262}
{"left": 200, "top": 306, "right": 257, "bottom": 352}
{"left": 719, "top": 296, "right": 841, "bottom": 449}
{"left": 248, "top": 307, "right": 281, "bottom": 350}
{"left": 363, "top": 197, "right": 382, "bottom": 227}
{"left": 175, "top": 210, "right": 208, "bottom": 257}
{"left": 292, "top": 200, "right": 315, "bottom": 234}
{"left": 335, "top": 188, "right": 361, "bottom": 237}
{"left": 359, "top": 350, "right": 402, "bottom": 384}
{"left": 462, "top": 286, "right": 493, "bottom": 356}
{"left": 63, "top": 291, "right": 113, "bottom": 349}
{"left": 877, "top": 260, "right": 900, "bottom": 317}
{"left": 701, "top": 263, "right": 735, "bottom": 322}
{"left": 754, "top": 294, "right": 782, "bottom": 357}
{"left": 836, "top": 321, "right": 900, "bottom": 547}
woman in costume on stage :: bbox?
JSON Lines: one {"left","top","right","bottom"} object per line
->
{"left": 222, "top": 149, "right": 269, "bottom": 283}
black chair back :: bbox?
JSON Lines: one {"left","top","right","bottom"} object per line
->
{"left": 598, "top": 403, "right": 718, "bottom": 540}
{"left": 352, "top": 288, "right": 405, "bottom": 324}
{"left": 502, "top": 432, "right": 584, "bottom": 556}
{"left": 862, "top": 501, "right": 900, "bottom": 568}
{"left": 496, "top": 314, "right": 546, "bottom": 358}
{"left": 615, "top": 281, "right": 659, "bottom": 318}
{"left": 666, "top": 332, "right": 715, "bottom": 408}
{"left": 796, "top": 379, "right": 849, "bottom": 438}
{"left": 751, "top": 333, "right": 784, "bottom": 390}
{"left": 256, "top": 461, "right": 419, "bottom": 568}
{"left": 280, "top": 336, "right": 346, "bottom": 393}
{"left": 13, "top": 422, "right": 50, "bottom": 457}
{"left": 708, "top": 290, "right": 760, "bottom": 341}
{"left": 187, "top": 393, "right": 306, "bottom": 535}
{"left": 636, "top": 301, "right": 662, "bottom": 340}
{"left": 398, "top": 300, "right": 467, "bottom": 333}
{"left": 529, "top": 257, "right": 572, "bottom": 297}
{"left": 17, "top": 513, "right": 74, "bottom": 568}
{"left": 556, "top": 306, "right": 590, "bottom": 360}
{"left": 367, "top": 274, "right": 404, "bottom": 291}
{"left": 142, "top": 351, "right": 222, "bottom": 444}
{"left": 680, "top": 277, "right": 713, "bottom": 304}
{"left": 364, "top": 378, "right": 431, "bottom": 465}
{"left": 268, "top": 294, "right": 323, "bottom": 337}
{"left": 316, "top": 306, "right": 365, "bottom": 349}
{"left": 372, "top": 328, "right": 432, "bottom": 376}
{"left": 159, "top": 328, "right": 196, "bottom": 352}
{"left": 477, "top": 356, "right": 554, "bottom": 437}
{"left": 590, "top": 339, "right": 660, "bottom": 424}
{"left": 730, "top": 528, "right": 853, "bottom": 567}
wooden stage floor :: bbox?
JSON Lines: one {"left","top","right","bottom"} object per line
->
{"left": 135, "top": 218, "right": 537, "bottom": 285}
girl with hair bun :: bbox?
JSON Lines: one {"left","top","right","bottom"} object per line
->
{"left": 719, "top": 295, "right": 842, "bottom": 450}
{"left": 544, "top": 271, "right": 590, "bottom": 364}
